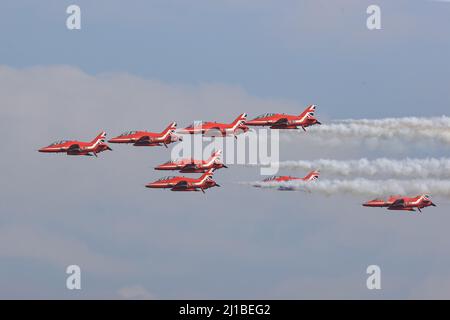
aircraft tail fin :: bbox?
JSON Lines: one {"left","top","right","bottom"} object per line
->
{"left": 209, "top": 149, "right": 222, "bottom": 161}
{"left": 299, "top": 104, "right": 317, "bottom": 119}
{"left": 161, "top": 122, "right": 177, "bottom": 136}
{"left": 90, "top": 131, "right": 107, "bottom": 145}
{"left": 231, "top": 113, "right": 247, "bottom": 127}
{"left": 304, "top": 169, "right": 320, "bottom": 181}
{"left": 199, "top": 168, "right": 215, "bottom": 182}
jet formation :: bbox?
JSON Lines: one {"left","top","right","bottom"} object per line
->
{"left": 38, "top": 105, "right": 319, "bottom": 193}
{"left": 38, "top": 105, "right": 438, "bottom": 210}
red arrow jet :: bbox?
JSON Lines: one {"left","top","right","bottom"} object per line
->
{"left": 254, "top": 170, "right": 320, "bottom": 190}
{"left": 260, "top": 170, "right": 320, "bottom": 183}
{"left": 246, "top": 105, "right": 321, "bottom": 131}
{"left": 38, "top": 131, "right": 112, "bottom": 157}
{"left": 363, "top": 194, "right": 437, "bottom": 212}
{"left": 155, "top": 150, "right": 227, "bottom": 173}
{"left": 146, "top": 168, "right": 219, "bottom": 193}
{"left": 108, "top": 122, "right": 180, "bottom": 148}
{"left": 178, "top": 113, "right": 248, "bottom": 137}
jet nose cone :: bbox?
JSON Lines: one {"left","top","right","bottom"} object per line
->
{"left": 145, "top": 182, "right": 157, "bottom": 188}
{"left": 38, "top": 147, "right": 49, "bottom": 152}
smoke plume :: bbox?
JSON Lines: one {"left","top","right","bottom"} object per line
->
{"left": 245, "top": 179, "right": 450, "bottom": 198}
{"left": 282, "top": 116, "right": 450, "bottom": 144}
{"left": 270, "top": 158, "right": 450, "bottom": 179}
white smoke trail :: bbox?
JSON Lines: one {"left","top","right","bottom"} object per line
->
{"left": 269, "top": 158, "right": 450, "bottom": 179}
{"left": 335, "top": 116, "right": 450, "bottom": 129}
{"left": 244, "top": 179, "right": 450, "bottom": 198}
{"left": 307, "top": 123, "right": 450, "bottom": 144}
{"left": 282, "top": 116, "right": 450, "bottom": 144}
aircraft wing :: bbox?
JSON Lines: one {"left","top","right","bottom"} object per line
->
{"left": 272, "top": 118, "right": 289, "bottom": 126}
{"left": 133, "top": 136, "right": 153, "bottom": 145}
{"left": 171, "top": 180, "right": 191, "bottom": 190}
{"left": 278, "top": 186, "right": 297, "bottom": 191}
{"left": 270, "top": 118, "right": 300, "bottom": 129}
{"left": 388, "top": 199, "right": 405, "bottom": 209}
{"left": 66, "top": 144, "right": 81, "bottom": 153}
{"left": 181, "top": 163, "right": 199, "bottom": 171}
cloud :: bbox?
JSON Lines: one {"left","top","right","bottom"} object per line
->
{"left": 0, "top": 65, "right": 300, "bottom": 140}
{"left": 409, "top": 274, "right": 450, "bottom": 299}
{"left": 270, "top": 274, "right": 374, "bottom": 299}
{"left": 0, "top": 225, "right": 135, "bottom": 275}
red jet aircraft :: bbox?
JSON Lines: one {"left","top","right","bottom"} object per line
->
{"left": 38, "top": 131, "right": 112, "bottom": 157}
{"left": 255, "top": 170, "right": 320, "bottom": 190}
{"left": 178, "top": 114, "right": 248, "bottom": 137}
{"left": 108, "top": 122, "right": 181, "bottom": 148}
{"left": 363, "top": 194, "right": 437, "bottom": 212}
{"left": 246, "top": 105, "right": 321, "bottom": 131}
{"left": 260, "top": 170, "right": 320, "bottom": 183}
{"left": 146, "top": 168, "right": 219, "bottom": 193}
{"left": 155, "top": 150, "right": 227, "bottom": 173}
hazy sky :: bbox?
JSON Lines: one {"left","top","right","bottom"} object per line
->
{"left": 1, "top": 0, "right": 450, "bottom": 299}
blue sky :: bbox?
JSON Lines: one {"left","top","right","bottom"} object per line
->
{"left": 1, "top": 0, "right": 450, "bottom": 298}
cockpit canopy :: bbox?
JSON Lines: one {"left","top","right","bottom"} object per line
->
{"left": 263, "top": 176, "right": 282, "bottom": 182}
{"left": 186, "top": 121, "right": 208, "bottom": 128}
{"left": 164, "top": 159, "right": 181, "bottom": 164}
{"left": 49, "top": 140, "right": 69, "bottom": 146}
{"left": 156, "top": 176, "right": 177, "bottom": 181}
{"left": 118, "top": 131, "right": 137, "bottom": 136}
{"left": 254, "top": 113, "right": 276, "bottom": 119}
